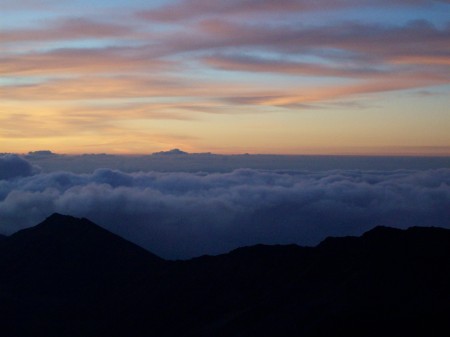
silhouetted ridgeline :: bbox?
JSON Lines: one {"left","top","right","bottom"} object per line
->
{"left": 0, "top": 214, "right": 449, "bottom": 336}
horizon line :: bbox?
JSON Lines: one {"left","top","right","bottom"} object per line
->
{"left": 4, "top": 147, "right": 450, "bottom": 158}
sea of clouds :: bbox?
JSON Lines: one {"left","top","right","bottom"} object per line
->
{"left": 1, "top": 154, "right": 449, "bottom": 259}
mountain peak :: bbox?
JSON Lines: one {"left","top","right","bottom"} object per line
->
{"left": 46, "top": 212, "right": 76, "bottom": 221}
{"left": 14, "top": 212, "right": 110, "bottom": 241}
{"left": 362, "top": 225, "right": 403, "bottom": 238}
{"left": 43, "top": 212, "right": 92, "bottom": 225}
{"left": 152, "top": 148, "right": 188, "bottom": 155}
{"left": 7, "top": 213, "right": 163, "bottom": 269}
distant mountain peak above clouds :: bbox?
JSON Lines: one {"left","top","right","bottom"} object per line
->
{"left": 152, "top": 148, "right": 188, "bottom": 155}
{"left": 26, "top": 150, "right": 56, "bottom": 156}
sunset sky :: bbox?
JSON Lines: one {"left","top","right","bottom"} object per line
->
{"left": 1, "top": 0, "right": 449, "bottom": 155}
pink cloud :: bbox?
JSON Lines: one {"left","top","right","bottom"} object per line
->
{"left": 0, "top": 18, "right": 134, "bottom": 43}
{"left": 202, "top": 54, "right": 386, "bottom": 78}
{"left": 221, "top": 71, "right": 449, "bottom": 108}
{"left": 137, "top": 0, "right": 312, "bottom": 22}
{"left": 137, "top": 0, "right": 445, "bottom": 22}
{"left": 142, "top": 18, "right": 449, "bottom": 69}
{"left": 0, "top": 47, "right": 174, "bottom": 76}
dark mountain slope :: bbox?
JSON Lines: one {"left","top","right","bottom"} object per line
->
{"left": 0, "top": 214, "right": 449, "bottom": 337}
{"left": 298, "top": 226, "right": 450, "bottom": 337}
{"left": 0, "top": 213, "right": 164, "bottom": 336}
{"left": 0, "top": 213, "right": 163, "bottom": 288}
{"left": 155, "top": 227, "right": 450, "bottom": 337}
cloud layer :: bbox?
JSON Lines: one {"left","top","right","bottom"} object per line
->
{"left": 0, "top": 154, "right": 39, "bottom": 180}
{"left": 1, "top": 155, "right": 449, "bottom": 259}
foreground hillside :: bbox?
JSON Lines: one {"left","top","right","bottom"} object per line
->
{"left": 0, "top": 213, "right": 449, "bottom": 336}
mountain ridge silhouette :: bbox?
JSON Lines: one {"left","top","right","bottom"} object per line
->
{"left": 0, "top": 213, "right": 449, "bottom": 336}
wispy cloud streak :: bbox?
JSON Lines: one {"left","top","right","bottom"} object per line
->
{"left": 1, "top": 18, "right": 134, "bottom": 44}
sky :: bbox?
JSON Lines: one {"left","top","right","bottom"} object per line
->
{"left": 1, "top": 0, "right": 450, "bottom": 155}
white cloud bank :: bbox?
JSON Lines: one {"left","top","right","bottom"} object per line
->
{"left": 1, "top": 155, "right": 449, "bottom": 259}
